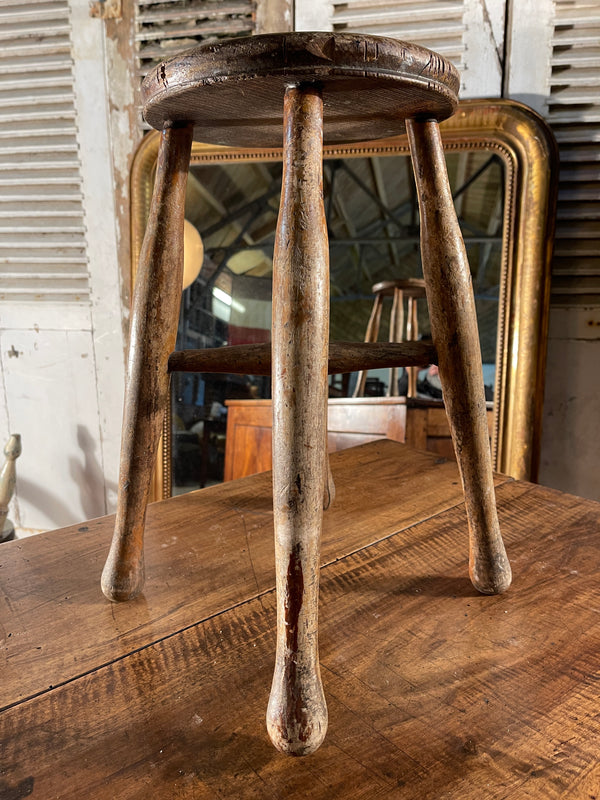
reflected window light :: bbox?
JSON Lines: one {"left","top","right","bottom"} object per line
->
{"left": 213, "top": 286, "right": 232, "bottom": 307}
{"left": 212, "top": 286, "right": 246, "bottom": 322}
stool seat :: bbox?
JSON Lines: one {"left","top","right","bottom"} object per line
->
{"left": 141, "top": 32, "right": 459, "bottom": 147}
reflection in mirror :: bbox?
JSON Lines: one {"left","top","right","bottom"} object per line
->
{"left": 172, "top": 151, "right": 504, "bottom": 493}
{"left": 130, "top": 100, "right": 557, "bottom": 500}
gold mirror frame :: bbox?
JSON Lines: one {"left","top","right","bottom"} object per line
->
{"left": 129, "top": 98, "right": 558, "bottom": 500}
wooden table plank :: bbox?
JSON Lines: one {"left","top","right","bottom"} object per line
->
{"left": 1, "top": 471, "right": 599, "bottom": 798}
{"left": 0, "top": 441, "right": 510, "bottom": 710}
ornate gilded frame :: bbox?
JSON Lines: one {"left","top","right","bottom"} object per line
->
{"left": 129, "top": 98, "right": 558, "bottom": 500}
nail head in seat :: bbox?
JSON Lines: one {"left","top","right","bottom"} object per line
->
{"left": 141, "top": 32, "right": 460, "bottom": 147}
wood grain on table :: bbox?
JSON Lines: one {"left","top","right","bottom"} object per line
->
{"left": 0, "top": 440, "right": 598, "bottom": 799}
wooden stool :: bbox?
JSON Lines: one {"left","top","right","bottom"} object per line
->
{"left": 101, "top": 32, "right": 511, "bottom": 756}
{"left": 354, "top": 278, "right": 427, "bottom": 398}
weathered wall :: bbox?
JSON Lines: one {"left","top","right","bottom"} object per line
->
{"left": 0, "top": 5, "right": 125, "bottom": 535}
{"left": 539, "top": 307, "right": 600, "bottom": 501}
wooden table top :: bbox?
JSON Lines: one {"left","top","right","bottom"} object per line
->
{"left": 1, "top": 440, "right": 598, "bottom": 799}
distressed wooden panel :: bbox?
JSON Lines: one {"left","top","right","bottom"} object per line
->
{"left": 0, "top": 328, "right": 105, "bottom": 532}
{"left": 0, "top": 0, "right": 89, "bottom": 303}
{"left": 0, "top": 439, "right": 511, "bottom": 709}
{"left": 548, "top": 0, "right": 600, "bottom": 303}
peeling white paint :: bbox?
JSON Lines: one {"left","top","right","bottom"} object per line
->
{"left": 296, "top": 0, "right": 333, "bottom": 31}
{"left": 462, "top": 0, "right": 504, "bottom": 97}
{"left": 70, "top": 2, "right": 126, "bottom": 514}
{"left": 105, "top": 37, "right": 136, "bottom": 186}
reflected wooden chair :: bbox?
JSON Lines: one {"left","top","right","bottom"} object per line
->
{"left": 101, "top": 32, "right": 511, "bottom": 756}
{"left": 353, "top": 278, "right": 427, "bottom": 398}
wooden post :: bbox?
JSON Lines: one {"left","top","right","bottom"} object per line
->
{"left": 406, "top": 118, "right": 512, "bottom": 595}
{"left": 101, "top": 124, "right": 193, "bottom": 602}
{"left": 266, "top": 85, "right": 329, "bottom": 755}
{"left": 0, "top": 434, "right": 21, "bottom": 542}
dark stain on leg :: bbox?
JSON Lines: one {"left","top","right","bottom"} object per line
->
{"left": 285, "top": 545, "right": 304, "bottom": 652}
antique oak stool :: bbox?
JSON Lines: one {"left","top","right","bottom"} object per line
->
{"left": 101, "top": 32, "right": 512, "bottom": 756}
{"left": 354, "top": 278, "right": 428, "bottom": 398}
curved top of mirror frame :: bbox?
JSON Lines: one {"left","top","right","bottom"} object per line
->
{"left": 130, "top": 98, "right": 558, "bottom": 499}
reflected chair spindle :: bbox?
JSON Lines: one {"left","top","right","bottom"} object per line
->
{"left": 353, "top": 278, "right": 427, "bottom": 398}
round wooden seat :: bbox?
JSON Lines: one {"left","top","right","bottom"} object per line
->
{"left": 141, "top": 32, "right": 459, "bottom": 147}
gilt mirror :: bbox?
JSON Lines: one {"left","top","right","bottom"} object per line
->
{"left": 129, "top": 99, "right": 557, "bottom": 501}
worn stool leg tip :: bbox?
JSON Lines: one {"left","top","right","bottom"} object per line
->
{"left": 101, "top": 558, "right": 145, "bottom": 603}
{"left": 470, "top": 556, "right": 512, "bottom": 595}
{"left": 266, "top": 707, "right": 328, "bottom": 757}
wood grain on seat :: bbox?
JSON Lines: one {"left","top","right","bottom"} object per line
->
{"left": 141, "top": 32, "right": 460, "bottom": 147}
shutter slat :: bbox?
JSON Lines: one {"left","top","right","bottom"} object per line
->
{"left": 549, "top": 85, "right": 600, "bottom": 104}
{"left": 0, "top": 56, "right": 72, "bottom": 73}
{"left": 552, "top": 50, "right": 600, "bottom": 68}
{"left": 0, "top": 233, "right": 86, "bottom": 242}
{"left": 0, "top": 42, "right": 71, "bottom": 58}
{"left": 331, "top": 0, "right": 459, "bottom": 8}
{"left": 0, "top": 23, "right": 71, "bottom": 40}
{"left": 549, "top": 66, "right": 600, "bottom": 85}
{"left": 553, "top": 26, "right": 600, "bottom": 45}
{"left": 554, "top": 124, "right": 600, "bottom": 144}
{"left": 0, "top": 143, "right": 77, "bottom": 155}
{"left": 332, "top": 5, "right": 463, "bottom": 25}
{"left": 138, "top": 1, "right": 251, "bottom": 24}
{"left": 136, "top": 18, "right": 253, "bottom": 43}
{"left": 546, "top": 109, "right": 600, "bottom": 124}
{"left": 0, "top": 160, "right": 83, "bottom": 170}
{"left": 0, "top": 8, "right": 70, "bottom": 23}
{"left": 557, "top": 202, "right": 600, "bottom": 220}
{"left": 0, "top": 0, "right": 68, "bottom": 7}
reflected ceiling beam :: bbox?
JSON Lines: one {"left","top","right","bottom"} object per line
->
{"left": 452, "top": 152, "right": 470, "bottom": 218}
{"left": 452, "top": 155, "right": 496, "bottom": 201}
{"left": 201, "top": 184, "right": 280, "bottom": 241}
{"left": 339, "top": 161, "right": 408, "bottom": 231}
{"left": 333, "top": 191, "right": 373, "bottom": 293}
{"left": 475, "top": 192, "right": 504, "bottom": 293}
{"left": 369, "top": 156, "right": 401, "bottom": 268}
{"left": 187, "top": 171, "right": 256, "bottom": 247}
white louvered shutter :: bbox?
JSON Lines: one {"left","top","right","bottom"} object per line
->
{"left": 0, "top": 0, "right": 88, "bottom": 303}
{"left": 330, "top": 0, "right": 466, "bottom": 67}
{"left": 547, "top": 0, "right": 600, "bottom": 303}
{"left": 303, "top": 0, "right": 504, "bottom": 97}
{"left": 134, "top": 0, "right": 256, "bottom": 128}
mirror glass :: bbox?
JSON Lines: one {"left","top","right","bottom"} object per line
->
{"left": 171, "top": 150, "right": 505, "bottom": 494}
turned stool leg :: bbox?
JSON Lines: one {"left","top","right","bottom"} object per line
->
{"left": 406, "top": 118, "right": 511, "bottom": 595}
{"left": 266, "top": 85, "right": 329, "bottom": 755}
{"left": 102, "top": 125, "right": 193, "bottom": 602}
